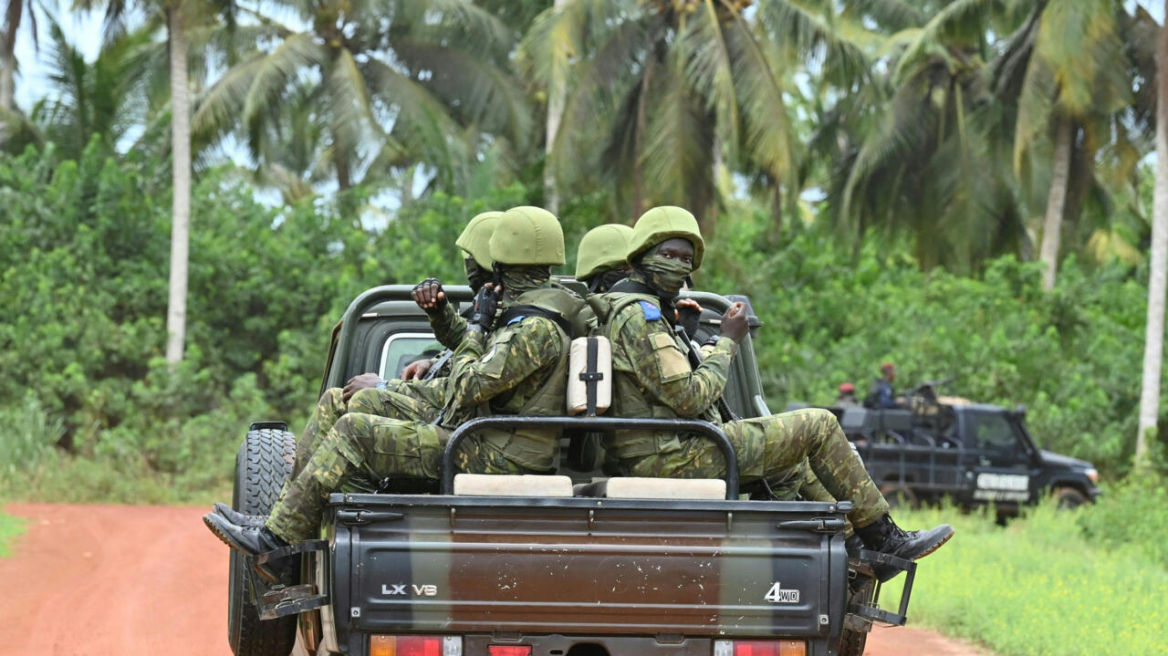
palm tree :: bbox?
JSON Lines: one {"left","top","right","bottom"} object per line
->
{"left": 29, "top": 17, "right": 154, "bottom": 160}
{"left": 1137, "top": 0, "right": 1168, "bottom": 467}
{"left": 991, "top": 0, "right": 1134, "bottom": 290}
{"left": 0, "top": 0, "right": 40, "bottom": 142}
{"left": 817, "top": 0, "right": 1028, "bottom": 270}
{"left": 77, "top": 0, "right": 247, "bottom": 364}
{"left": 193, "top": 0, "right": 531, "bottom": 194}
{"left": 524, "top": 0, "right": 867, "bottom": 228}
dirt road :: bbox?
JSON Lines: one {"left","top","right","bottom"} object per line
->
{"left": 0, "top": 503, "right": 987, "bottom": 656}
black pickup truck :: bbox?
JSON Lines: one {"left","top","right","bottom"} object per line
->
{"left": 817, "top": 402, "right": 1101, "bottom": 513}
{"left": 225, "top": 285, "right": 919, "bottom": 656}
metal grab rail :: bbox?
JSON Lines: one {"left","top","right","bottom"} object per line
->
{"left": 440, "top": 416, "right": 740, "bottom": 500}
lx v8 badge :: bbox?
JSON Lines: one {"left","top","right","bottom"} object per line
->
{"left": 382, "top": 583, "right": 438, "bottom": 596}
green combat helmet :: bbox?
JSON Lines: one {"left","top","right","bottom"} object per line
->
{"left": 489, "top": 206, "right": 566, "bottom": 266}
{"left": 575, "top": 224, "right": 635, "bottom": 280}
{"left": 456, "top": 211, "right": 504, "bottom": 270}
{"left": 626, "top": 206, "right": 705, "bottom": 270}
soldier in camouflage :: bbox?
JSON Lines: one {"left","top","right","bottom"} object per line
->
{"left": 209, "top": 212, "right": 504, "bottom": 527}
{"left": 601, "top": 206, "right": 953, "bottom": 581}
{"left": 575, "top": 224, "right": 635, "bottom": 293}
{"left": 204, "top": 206, "right": 587, "bottom": 559}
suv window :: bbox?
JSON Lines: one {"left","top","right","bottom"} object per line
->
{"left": 380, "top": 333, "right": 443, "bottom": 379}
{"left": 971, "top": 413, "right": 1020, "bottom": 452}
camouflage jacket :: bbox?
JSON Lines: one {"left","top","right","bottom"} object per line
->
{"left": 604, "top": 293, "right": 738, "bottom": 461}
{"left": 442, "top": 300, "right": 574, "bottom": 471}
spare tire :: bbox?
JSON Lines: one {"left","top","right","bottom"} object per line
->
{"left": 227, "top": 423, "right": 298, "bottom": 656}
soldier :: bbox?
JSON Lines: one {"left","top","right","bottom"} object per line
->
{"left": 211, "top": 211, "right": 503, "bottom": 527}
{"left": 600, "top": 206, "right": 952, "bottom": 581}
{"left": 203, "top": 206, "right": 587, "bottom": 565}
{"left": 575, "top": 224, "right": 635, "bottom": 293}
{"left": 837, "top": 382, "right": 860, "bottom": 407}
{"left": 865, "top": 363, "right": 899, "bottom": 408}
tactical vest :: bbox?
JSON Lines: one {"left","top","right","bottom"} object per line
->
{"left": 473, "top": 286, "right": 587, "bottom": 471}
{"left": 598, "top": 293, "right": 721, "bottom": 462}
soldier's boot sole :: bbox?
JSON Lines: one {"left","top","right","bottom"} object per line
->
{"left": 202, "top": 514, "right": 282, "bottom": 583}
{"left": 872, "top": 525, "right": 954, "bottom": 582}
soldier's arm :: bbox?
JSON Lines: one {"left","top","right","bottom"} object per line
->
{"left": 447, "top": 318, "right": 561, "bottom": 406}
{"left": 429, "top": 303, "right": 468, "bottom": 351}
{"left": 617, "top": 308, "right": 737, "bottom": 417}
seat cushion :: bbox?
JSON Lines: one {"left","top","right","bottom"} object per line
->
{"left": 452, "top": 474, "right": 574, "bottom": 497}
{"left": 575, "top": 477, "right": 726, "bottom": 500}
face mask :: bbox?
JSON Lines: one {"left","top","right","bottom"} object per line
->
{"left": 636, "top": 254, "right": 693, "bottom": 297}
{"left": 589, "top": 268, "right": 631, "bottom": 294}
{"left": 498, "top": 265, "right": 550, "bottom": 299}
{"left": 464, "top": 257, "right": 489, "bottom": 292}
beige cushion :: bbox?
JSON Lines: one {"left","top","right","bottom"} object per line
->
{"left": 452, "top": 474, "right": 574, "bottom": 497}
{"left": 576, "top": 477, "right": 726, "bottom": 500}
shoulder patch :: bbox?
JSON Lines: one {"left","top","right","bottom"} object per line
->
{"left": 639, "top": 301, "right": 662, "bottom": 321}
{"left": 506, "top": 315, "right": 526, "bottom": 326}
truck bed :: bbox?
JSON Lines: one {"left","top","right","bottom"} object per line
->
{"left": 325, "top": 493, "right": 853, "bottom": 654}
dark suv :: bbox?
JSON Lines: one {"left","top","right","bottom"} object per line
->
{"left": 818, "top": 402, "right": 1100, "bottom": 512}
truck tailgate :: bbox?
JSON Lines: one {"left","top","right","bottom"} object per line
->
{"left": 330, "top": 494, "right": 850, "bottom": 638}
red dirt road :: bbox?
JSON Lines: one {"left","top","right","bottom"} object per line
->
{"left": 0, "top": 503, "right": 987, "bottom": 656}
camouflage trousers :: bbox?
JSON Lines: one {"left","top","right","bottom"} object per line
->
{"left": 290, "top": 381, "right": 448, "bottom": 477}
{"left": 611, "top": 408, "right": 888, "bottom": 528}
{"left": 266, "top": 412, "right": 528, "bottom": 543}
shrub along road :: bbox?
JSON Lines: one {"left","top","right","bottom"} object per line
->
{"left": 0, "top": 503, "right": 987, "bottom": 656}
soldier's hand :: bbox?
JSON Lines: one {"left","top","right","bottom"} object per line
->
{"left": 343, "top": 373, "right": 382, "bottom": 403}
{"left": 468, "top": 283, "right": 501, "bottom": 332}
{"left": 401, "top": 359, "right": 432, "bottom": 381}
{"left": 676, "top": 299, "right": 704, "bottom": 337}
{"left": 720, "top": 302, "right": 749, "bottom": 344}
{"left": 411, "top": 278, "right": 447, "bottom": 315}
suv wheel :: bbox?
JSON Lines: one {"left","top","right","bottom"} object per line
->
{"left": 879, "top": 483, "right": 919, "bottom": 510}
{"left": 1054, "top": 486, "right": 1087, "bottom": 510}
{"left": 227, "top": 424, "right": 298, "bottom": 656}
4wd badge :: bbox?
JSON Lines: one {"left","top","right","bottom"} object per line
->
{"left": 764, "top": 582, "right": 800, "bottom": 604}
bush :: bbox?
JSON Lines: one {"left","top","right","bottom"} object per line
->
{"left": 881, "top": 496, "right": 1168, "bottom": 656}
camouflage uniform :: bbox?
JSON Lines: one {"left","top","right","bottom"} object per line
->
{"left": 603, "top": 290, "right": 888, "bottom": 526}
{"left": 266, "top": 206, "right": 580, "bottom": 543}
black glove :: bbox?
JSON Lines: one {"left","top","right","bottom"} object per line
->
{"left": 468, "top": 284, "right": 500, "bottom": 332}
{"left": 411, "top": 278, "right": 447, "bottom": 316}
{"left": 677, "top": 303, "right": 702, "bottom": 339}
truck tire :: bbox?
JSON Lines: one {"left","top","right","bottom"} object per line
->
{"left": 227, "top": 425, "right": 298, "bottom": 656}
{"left": 1054, "top": 486, "right": 1087, "bottom": 510}
{"left": 879, "top": 483, "right": 919, "bottom": 510}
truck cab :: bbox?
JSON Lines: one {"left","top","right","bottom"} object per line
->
{"left": 226, "top": 285, "right": 917, "bottom": 656}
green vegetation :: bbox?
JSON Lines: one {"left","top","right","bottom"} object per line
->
{"left": 0, "top": 513, "right": 25, "bottom": 557}
{"left": 0, "top": 143, "right": 1162, "bottom": 502}
{"left": 883, "top": 482, "right": 1168, "bottom": 656}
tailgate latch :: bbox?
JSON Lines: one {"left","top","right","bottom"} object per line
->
{"left": 777, "top": 516, "right": 848, "bottom": 533}
{"left": 335, "top": 509, "right": 404, "bottom": 525}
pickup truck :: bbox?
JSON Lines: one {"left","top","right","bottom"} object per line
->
{"left": 225, "top": 285, "right": 918, "bottom": 656}
{"left": 814, "top": 401, "right": 1101, "bottom": 513}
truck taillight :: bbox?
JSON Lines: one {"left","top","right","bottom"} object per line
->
{"left": 713, "top": 640, "right": 807, "bottom": 656}
{"left": 488, "top": 647, "right": 532, "bottom": 656}
{"left": 370, "top": 635, "right": 462, "bottom": 656}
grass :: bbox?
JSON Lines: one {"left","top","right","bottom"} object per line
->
{"left": 0, "top": 512, "right": 26, "bottom": 557}
{"left": 880, "top": 501, "right": 1168, "bottom": 656}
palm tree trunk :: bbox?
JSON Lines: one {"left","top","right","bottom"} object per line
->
{"left": 543, "top": 0, "right": 568, "bottom": 216}
{"left": 0, "top": 50, "right": 15, "bottom": 144}
{"left": 0, "top": 52, "right": 14, "bottom": 110}
{"left": 1136, "top": 5, "right": 1168, "bottom": 467}
{"left": 1039, "top": 116, "right": 1072, "bottom": 291}
{"left": 165, "top": 6, "right": 191, "bottom": 365}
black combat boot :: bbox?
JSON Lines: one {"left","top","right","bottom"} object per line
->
{"left": 213, "top": 502, "right": 266, "bottom": 528}
{"left": 203, "top": 512, "right": 286, "bottom": 558}
{"left": 855, "top": 514, "right": 954, "bottom": 582}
